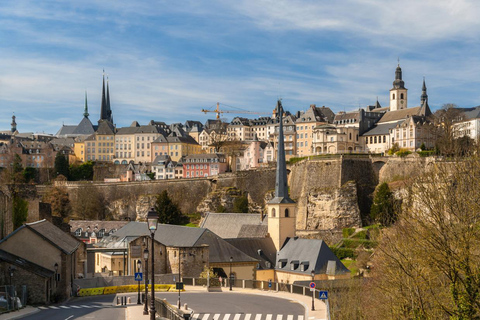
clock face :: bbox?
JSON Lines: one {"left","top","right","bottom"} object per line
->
{"left": 400, "top": 100, "right": 404, "bottom": 104}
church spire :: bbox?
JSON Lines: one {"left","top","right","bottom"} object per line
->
{"left": 392, "top": 63, "right": 405, "bottom": 89}
{"left": 100, "top": 70, "right": 107, "bottom": 122}
{"left": 106, "top": 76, "right": 113, "bottom": 123}
{"left": 84, "top": 91, "right": 89, "bottom": 118}
{"left": 272, "top": 100, "right": 293, "bottom": 203}
{"left": 11, "top": 113, "right": 16, "bottom": 133}
{"left": 420, "top": 77, "right": 428, "bottom": 106}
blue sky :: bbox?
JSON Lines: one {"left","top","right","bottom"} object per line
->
{"left": 1, "top": 0, "right": 480, "bottom": 134}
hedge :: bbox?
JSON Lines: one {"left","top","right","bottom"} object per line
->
{"left": 331, "top": 247, "right": 355, "bottom": 260}
{"left": 78, "top": 284, "right": 177, "bottom": 297}
{"left": 342, "top": 228, "right": 355, "bottom": 238}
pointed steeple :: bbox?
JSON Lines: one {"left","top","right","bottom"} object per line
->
{"left": 270, "top": 100, "right": 294, "bottom": 203}
{"left": 84, "top": 91, "right": 89, "bottom": 118}
{"left": 100, "top": 70, "right": 107, "bottom": 122}
{"left": 11, "top": 113, "right": 16, "bottom": 133}
{"left": 106, "top": 76, "right": 113, "bottom": 123}
{"left": 420, "top": 77, "right": 428, "bottom": 106}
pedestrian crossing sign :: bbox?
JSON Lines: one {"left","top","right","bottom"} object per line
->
{"left": 135, "top": 272, "right": 143, "bottom": 281}
{"left": 319, "top": 290, "right": 328, "bottom": 300}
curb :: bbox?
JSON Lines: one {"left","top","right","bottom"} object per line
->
{"left": 0, "top": 307, "right": 40, "bottom": 320}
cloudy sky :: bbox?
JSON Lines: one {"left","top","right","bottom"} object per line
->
{"left": 1, "top": 0, "right": 480, "bottom": 134}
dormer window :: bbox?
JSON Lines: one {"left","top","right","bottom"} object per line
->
{"left": 75, "top": 228, "right": 82, "bottom": 237}
{"left": 278, "top": 259, "right": 287, "bottom": 268}
{"left": 290, "top": 260, "right": 299, "bottom": 270}
{"left": 300, "top": 261, "right": 309, "bottom": 272}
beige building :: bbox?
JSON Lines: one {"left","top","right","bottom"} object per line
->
{"left": 227, "top": 117, "right": 254, "bottom": 141}
{"left": 312, "top": 124, "right": 361, "bottom": 154}
{"left": 295, "top": 105, "right": 335, "bottom": 157}
{"left": 84, "top": 121, "right": 115, "bottom": 162}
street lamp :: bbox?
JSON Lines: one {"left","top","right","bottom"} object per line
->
{"left": 311, "top": 269, "right": 315, "bottom": 311}
{"left": 8, "top": 266, "right": 15, "bottom": 286}
{"left": 143, "top": 247, "right": 149, "bottom": 315}
{"left": 147, "top": 207, "right": 159, "bottom": 320}
{"left": 229, "top": 256, "right": 233, "bottom": 291}
{"left": 137, "top": 260, "right": 142, "bottom": 304}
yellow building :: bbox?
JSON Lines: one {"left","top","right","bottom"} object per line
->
{"left": 166, "top": 136, "right": 202, "bottom": 162}
{"left": 85, "top": 121, "right": 115, "bottom": 162}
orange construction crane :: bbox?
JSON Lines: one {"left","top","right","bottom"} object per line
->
{"left": 202, "top": 102, "right": 269, "bottom": 119}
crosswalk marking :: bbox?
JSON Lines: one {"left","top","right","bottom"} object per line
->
{"left": 60, "top": 306, "right": 70, "bottom": 309}
{"left": 49, "top": 306, "right": 59, "bottom": 309}
{"left": 223, "top": 314, "right": 231, "bottom": 320}
{"left": 277, "top": 315, "right": 283, "bottom": 320}
{"left": 38, "top": 306, "right": 48, "bottom": 310}
{"left": 182, "top": 315, "right": 305, "bottom": 320}
{"left": 244, "top": 314, "right": 251, "bottom": 320}
{"left": 203, "top": 314, "right": 211, "bottom": 320}
{"left": 233, "top": 314, "right": 241, "bottom": 320}
{"left": 38, "top": 304, "right": 118, "bottom": 310}
{"left": 287, "top": 315, "right": 294, "bottom": 320}
{"left": 266, "top": 315, "right": 272, "bottom": 320}
{"left": 213, "top": 314, "right": 220, "bottom": 320}
{"left": 71, "top": 305, "right": 81, "bottom": 308}
{"left": 255, "top": 314, "right": 262, "bottom": 320}
{"left": 299, "top": 316, "right": 304, "bottom": 320}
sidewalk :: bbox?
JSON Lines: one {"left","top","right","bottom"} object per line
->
{"left": 0, "top": 306, "right": 39, "bottom": 320}
{"left": 126, "top": 285, "right": 328, "bottom": 320}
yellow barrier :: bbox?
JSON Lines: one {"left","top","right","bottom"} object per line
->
{"left": 77, "top": 284, "right": 177, "bottom": 296}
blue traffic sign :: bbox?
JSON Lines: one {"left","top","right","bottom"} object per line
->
{"left": 318, "top": 290, "right": 328, "bottom": 300}
{"left": 309, "top": 282, "right": 316, "bottom": 289}
{"left": 135, "top": 272, "right": 143, "bottom": 281}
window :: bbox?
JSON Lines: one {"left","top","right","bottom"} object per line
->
{"left": 271, "top": 208, "right": 276, "bottom": 217}
{"left": 285, "top": 209, "right": 289, "bottom": 217}
{"left": 393, "top": 93, "right": 395, "bottom": 100}
{"left": 401, "top": 93, "right": 404, "bottom": 99}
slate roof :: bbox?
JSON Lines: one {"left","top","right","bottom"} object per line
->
{"left": 97, "top": 222, "right": 257, "bottom": 263}
{"left": 0, "top": 220, "right": 81, "bottom": 255}
{"left": 56, "top": 125, "right": 77, "bottom": 137}
{"left": 0, "top": 249, "right": 54, "bottom": 278}
{"left": 69, "top": 220, "right": 128, "bottom": 234}
{"left": 200, "top": 213, "right": 266, "bottom": 239}
{"left": 226, "top": 237, "right": 276, "bottom": 269}
{"left": 362, "top": 121, "right": 402, "bottom": 136}
{"left": 238, "top": 224, "right": 268, "bottom": 238}
{"left": 50, "top": 138, "right": 75, "bottom": 148}
{"left": 116, "top": 126, "right": 139, "bottom": 135}
{"left": 276, "top": 237, "right": 349, "bottom": 275}
{"left": 461, "top": 106, "right": 480, "bottom": 120}
{"left": 96, "top": 121, "right": 115, "bottom": 135}
{"left": 73, "top": 117, "right": 95, "bottom": 135}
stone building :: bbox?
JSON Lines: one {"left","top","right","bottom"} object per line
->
{"left": 0, "top": 220, "right": 86, "bottom": 302}
{"left": 295, "top": 104, "right": 334, "bottom": 157}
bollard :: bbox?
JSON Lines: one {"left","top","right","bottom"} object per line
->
{"left": 122, "top": 296, "right": 125, "bottom": 305}
{"left": 184, "top": 303, "right": 188, "bottom": 310}
{"left": 117, "top": 296, "right": 120, "bottom": 305}
{"left": 127, "top": 297, "right": 131, "bottom": 304}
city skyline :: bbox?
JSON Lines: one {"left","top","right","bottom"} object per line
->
{"left": 1, "top": 1, "right": 480, "bottom": 134}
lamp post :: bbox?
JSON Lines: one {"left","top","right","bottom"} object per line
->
{"left": 229, "top": 256, "right": 233, "bottom": 291}
{"left": 137, "top": 260, "right": 142, "bottom": 304}
{"left": 8, "top": 266, "right": 15, "bottom": 285}
{"left": 143, "top": 247, "right": 149, "bottom": 315}
{"left": 54, "top": 263, "right": 58, "bottom": 294}
{"left": 8, "top": 266, "right": 16, "bottom": 310}
{"left": 147, "top": 207, "right": 159, "bottom": 320}
{"left": 311, "top": 270, "right": 315, "bottom": 311}
{"left": 178, "top": 248, "right": 181, "bottom": 308}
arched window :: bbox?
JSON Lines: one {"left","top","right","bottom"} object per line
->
{"left": 392, "top": 93, "right": 395, "bottom": 100}
{"left": 285, "top": 209, "right": 289, "bottom": 217}
{"left": 271, "top": 208, "right": 276, "bottom": 217}
{"left": 400, "top": 93, "right": 404, "bottom": 99}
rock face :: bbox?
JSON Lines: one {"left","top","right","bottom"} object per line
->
{"left": 305, "top": 181, "right": 362, "bottom": 230}
{"left": 108, "top": 194, "right": 156, "bottom": 221}
{"left": 196, "top": 187, "right": 263, "bottom": 214}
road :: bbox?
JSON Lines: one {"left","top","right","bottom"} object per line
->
{"left": 151, "top": 291, "right": 304, "bottom": 318}
{"left": 21, "top": 295, "right": 124, "bottom": 320}
{"left": 21, "top": 291, "right": 305, "bottom": 320}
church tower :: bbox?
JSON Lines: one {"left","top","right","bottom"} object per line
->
{"left": 420, "top": 77, "right": 428, "bottom": 107}
{"left": 389, "top": 63, "right": 408, "bottom": 111}
{"left": 99, "top": 71, "right": 114, "bottom": 124}
{"left": 267, "top": 100, "right": 297, "bottom": 251}
{"left": 11, "top": 113, "right": 16, "bottom": 133}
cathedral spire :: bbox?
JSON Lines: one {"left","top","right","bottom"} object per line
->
{"left": 106, "top": 76, "right": 113, "bottom": 123}
{"left": 84, "top": 91, "right": 89, "bottom": 118}
{"left": 100, "top": 70, "right": 107, "bottom": 122}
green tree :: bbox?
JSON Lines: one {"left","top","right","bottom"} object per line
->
{"left": 232, "top": 195, "right": 248, "bottom": 213}
{"left": 370, "top": 182, "right": 396, "bottom": 226}
{"left": 154, "top": 190, "right": 185, "bottom": 225}
{"left": 69, "top": 161, "right": 94, "bottom": 181}
{"left": 54, "top": 152, "right": 69, "bottom": 179}
{"left": 12, "top": 195, "right": 28, "bottom": 230}
{"left": 22, "top": 167, "right": 38, "bottom": 183}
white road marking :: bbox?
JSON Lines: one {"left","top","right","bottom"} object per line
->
{"left": 233, "top": 314, "right": 241, "bottom": 320}
{"left": 65, "top": 316, "right": 74, "bottom": 320}
{"left": 38, "top": 306, "right": 48, "bottom": 310}
{"left": 276, "top": 315, "right": 283, "bottom": 320}
{"left": 287, "top": 315, "right": 294, "bottom": 320}
{"left": 266, "top": 315, "right": 273, "bottom": 320}
{"left": 202, "top": 314, "right": 211, "bottom": 320}
{"left": 49, "top": 306, "right": 59, "bottom": 309}
{"left": 255, "top": 314, "right": 262, "bottom": 320}
{"left": 60, "top": 306, "right": 70, "bottom": 309}
{"left": 244, "top": 314, "right": 252, "bottom": 320}
{"left": 298, "top": 316, "right": 304, "bottom": 320}
{"left": 213, "top": 314, "right": 220, "bottom": 320}
{"left": 71, "top": 305, "right": 82, "bottom": 308}
{"left": 223, "top": 314, "right": 231, "bottom": 320}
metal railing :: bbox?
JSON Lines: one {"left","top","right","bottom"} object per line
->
{"left": 0, "top": 285, "right": 27, "bottom": 314}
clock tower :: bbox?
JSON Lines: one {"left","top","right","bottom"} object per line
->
{"left": 389, "top": 63, "right": 408, "bottom": 111}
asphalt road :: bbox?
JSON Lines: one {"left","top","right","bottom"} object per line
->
{"left": 21, "top": 295, "right": 125, "bottom": 320}
{"left": 151, "top": 292, "right": 305, "bottom": 315}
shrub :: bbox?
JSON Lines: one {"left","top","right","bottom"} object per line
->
{"left": 351, "top": 230, "right": 368, "bottom": 240}
{"left": 342, "top": 228, "right": 355, "bottom": 238}
{"left": 331, "top": 247, "right": 356, "bottom": 260}
{"left": 417, "top": 150, "right": 435, "bottom": 157}
{"left": 395, "top": 149, "right": 412, "bottom": 157}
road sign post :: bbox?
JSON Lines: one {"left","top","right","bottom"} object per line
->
{"left": 318, "top": 291, "right": 330, "bottom": 320}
